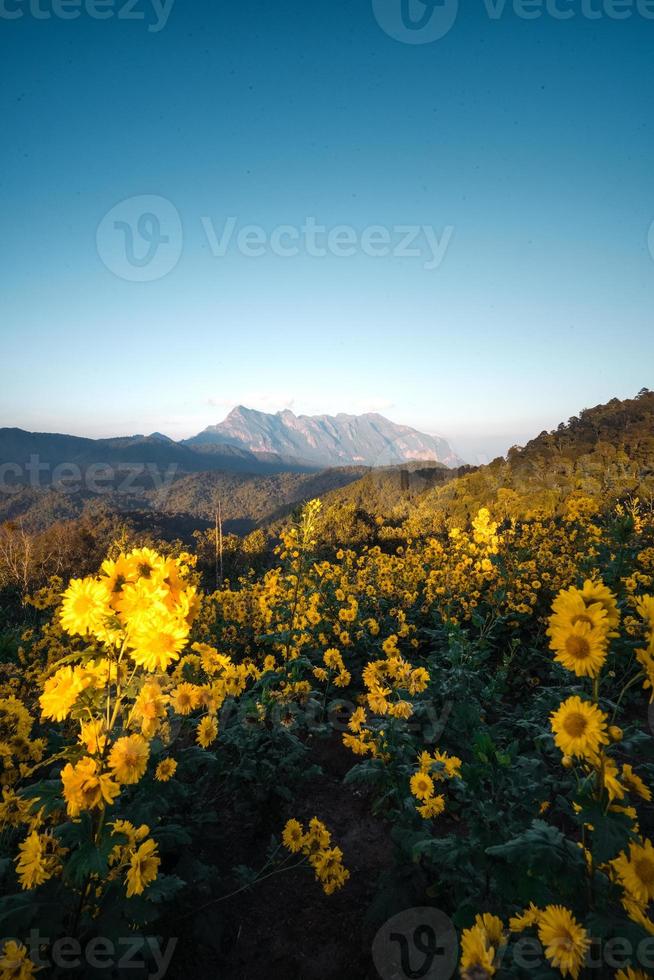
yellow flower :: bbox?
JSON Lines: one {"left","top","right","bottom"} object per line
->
{"left": 601, "top": 755, "right": 626, "bottom": 802}
{"left": 636, "top": 648, "right": 654, "bottom": 702}
{"left": 459, "top": 922, "right": 496, "bottom": 977}
{"left": 550, "top": 696, "right": 609, "bottom": 759}
{"left": 39, "top": 666, "right": 86, "bottom": 722}
{"left": 108, "top": 735, "right": 150, "bottom": 786}
{"left": 433, "top": 749, "right": 463, "bottom": 779}
{"left": 475, "top": 914, "right": 504, "bottom": 948}
{"left": 0, "top": 940, "right": 35, "bottom": 979}
{"left": 110, "top": 819, "right": 149, "bottom": 852}
{"left": 125, "top": 838, "right": 160, "bottom": 897}
{"left": 170, "top": 683, "right": 201, "bottom": 715}
{"left": 537, "top": 905, "right": 589, "bottom": 979}
{"left": 348, "top": 707, "right": 366, "bottom": 733}
{"left": 417, "top": 795, "right": 445, "bottom": 819}
{"left": 367, "top": 686, "right": 390, "bottom": 714}
{"left": 382, "top": 635, "right": 399, "bottom": 655}
{"left": 155, "top": 758, "right": 177, "bottom": 782}
{"left": 636, "top": 594, "right": 654, "bottom": 628}
{"left": 621, "top": 764, "right": 652, "bottom": 802}
{"left": 0, "top": 787, "right": 32, "bottom": 828}
{"left": 15, "top": 831, "right": 55, "bottom": 889}
{"left": 115, "top": 576, "right": 167, "bottom": 623}
{"left": 611, "top": 804, "right": 639, "bottom": 829}
{"left": 61, "top": 757, "right": 120, "bottom": 817}
{"left": 320, "top": 869, "right": 350, "bottom": 895}
{"left": 622, "top": 894, "right": 654, "bottom": 935}
{"left": 60, "top": 577, "right": 112, "bottom": 637}
{"left": 615, "top": 969, "right": 649, "bottom": 980}
{"left": 192, "top": 643, "right": 232, "bottom": 676}
{"left": 410, "top": 772, "right": 434, "bottom": 801}
{"left": 408, "top": 667, "right": 429, "bottom": 694}
{"left": 304, "top": 817, "right": 331, "bottom": 851}
{"left": 580, "top": 578, "right": 620, "bottom": 629}
{"left": 549, "top": 588, "right": 606, "bottom": 631}
{"left": 78, "top": 718, "right": 107, "bottom": 755}
{"left": 132, "top": 680, "right": 169, "bottom": 738}
{"left": 613, "top": 839, "right": 654, "bottom": 904}
{"left": 127, "top": 609, "right": 190, "bottom": 672}
{"left": 342, "top": 733, "right": 374, "bottom": 756}
{"left": 282, "top": 819, "right": 305, "bottom": 853}
{"left": 312, "top": 852, "right": 350, "bottom": 894}
{"left": 197, "top": 716, "right": 218, "bottom": 748}
{"left": 389, "top": 700, "right": 413, "bottom": 720}
{"left": 509, "top": 903, "right": 541, "bottom": 932}
{"left": 123, "top": 546, "right": 166, "bottom": 582}
{"left": 100, "top": 553, "right": 138, "bottom": 596}
{"left": 549, "top": 621, "right": 608, "bottom": 678}
{"left": 310, "top": 846, "right": 344, "bottom": 879}
{"left": 0, "top": 698, "right": 33, "bottom": 744}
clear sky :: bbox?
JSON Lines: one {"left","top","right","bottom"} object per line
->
{"left": 1, "top": 0, "right": 653, "bottom": 463}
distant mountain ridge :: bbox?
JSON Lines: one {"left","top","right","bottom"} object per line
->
{"left": 0, "top": 427, "right": 311, "bottom": 478}
{"left": 184, "top": 406, "right": 463, "bottom": 468}
{"left": 0, "top": 409, "right": 463, "bottom": 486}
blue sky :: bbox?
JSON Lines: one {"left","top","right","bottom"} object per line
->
{"left": 1, "top": 0, "right": 653, "bottom": 462}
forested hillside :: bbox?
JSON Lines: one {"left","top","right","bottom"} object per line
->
{"left": 316, "top": 388, "right": 654, "bottom": 546}
{"left": 0, "top": 466, "right": 369, "bottom": 536}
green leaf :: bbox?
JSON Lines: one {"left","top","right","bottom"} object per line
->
{"left": 486, "top": 820, "right": 583, "bottom": 873}
{"left": 145, "top": 874, "right": 185, "bottom": 904}
{"left": 577, "top": 801, "right": 634, "bottom": 864}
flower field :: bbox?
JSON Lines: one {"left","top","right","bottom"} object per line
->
{"left": 2, "top": 426, "right": 654, "bottom": 977}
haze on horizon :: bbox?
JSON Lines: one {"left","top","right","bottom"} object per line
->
{"left": 1, "top": 385, "right": 650, "bottom": 467}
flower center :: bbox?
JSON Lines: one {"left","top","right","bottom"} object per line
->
{"left": 636, "top": 857, "right": 654, "bottom": 886}
{"left": 565, "top": 635, "right": 591, "bottom": 660}
{"left": 563, "top": 712, "right": 588, "bottom": 738}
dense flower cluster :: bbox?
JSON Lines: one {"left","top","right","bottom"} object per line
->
{"left": 2, "top": 547, "right": 261, "bottom": 935}
{"left": 410, "top": 748, "right": 462, "bottom": 819}
{"left": 3, "top": 486, "right": 654, "bottom": 975}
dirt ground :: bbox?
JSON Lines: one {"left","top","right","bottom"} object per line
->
{"left": 167, "top": 736, "right": 393, "bottom": 980}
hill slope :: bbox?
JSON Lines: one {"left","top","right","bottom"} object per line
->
{"left": 314, "top": 389, "right": 654, "bottom": 543}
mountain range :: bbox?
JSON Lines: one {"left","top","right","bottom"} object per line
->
{"left": 0, "top": 408, "right": 462, "bottom": 481}
{"left": 184, "top": 406, "right": 463, "bottom": 469}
